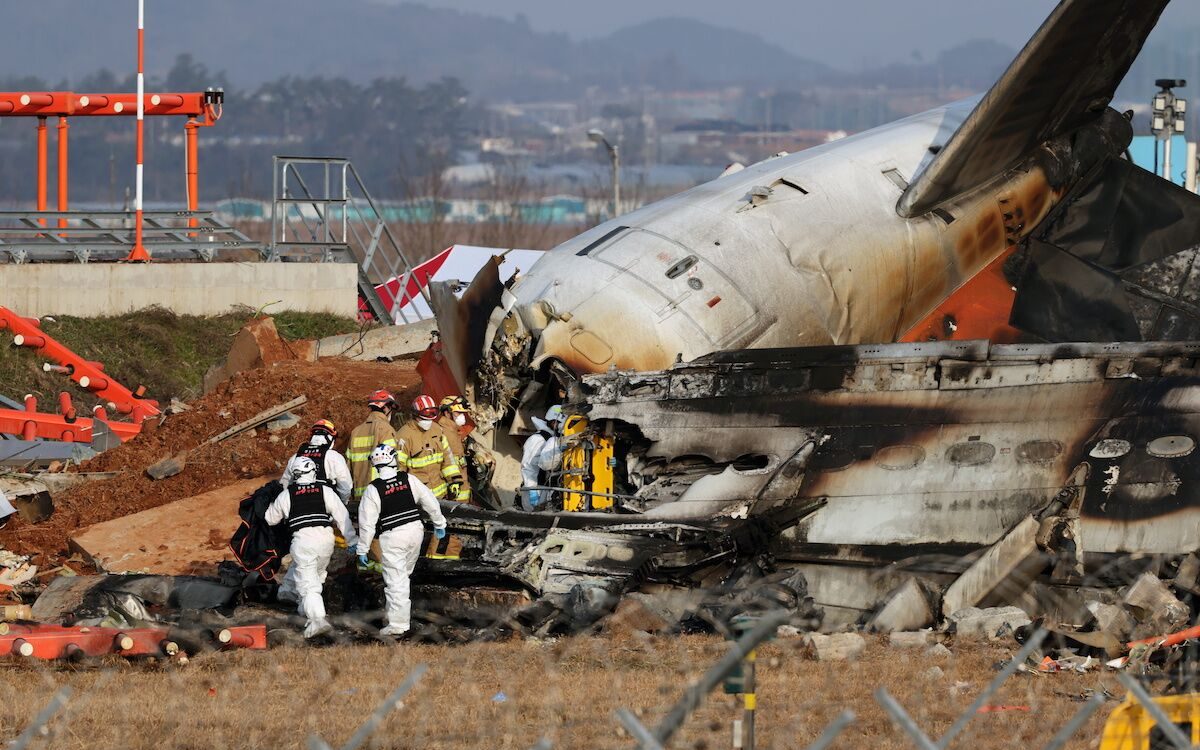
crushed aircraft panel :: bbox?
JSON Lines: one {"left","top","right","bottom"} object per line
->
{"left": 574, "top": 339, "right": 1200, "bottom": 561}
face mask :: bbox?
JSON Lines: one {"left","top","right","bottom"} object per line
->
{"left": 376, "top": 465, "right": 398, "bottom": 480}
{"left": 417, "top": 419, "right": 434, "bottom": 430}
{"left": 310, "top": 434, "right": 330, "bottom": 447}
{"left": 453, "top": 413, "right": 467, "bottom": 427}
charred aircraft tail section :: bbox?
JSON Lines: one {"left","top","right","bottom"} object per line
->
{"left": 1011, "top": 158, "right": 1200, "bottom": 342}
{"left": 899, "top": 0, "right": 1170, "bottom": 218}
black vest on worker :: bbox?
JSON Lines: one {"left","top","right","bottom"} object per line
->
{"left": 295, "top": 441, "right": 331, "bottom": 484}
{"left": 287, "top": 483, "right": 332, "bottom": 532}
{"left": 372, "top": 474, "right": 421, "bottom": 533}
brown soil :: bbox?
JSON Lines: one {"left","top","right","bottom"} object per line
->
{"left": 0, "top": 635, "right": 1119, "bottom": 749}
{"left": 0, "top": 357, "right": 423, "bottom": 570}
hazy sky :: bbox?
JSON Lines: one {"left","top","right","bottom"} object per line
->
{"left": 388, "top": 0, "right": 1200, "bottom": 69}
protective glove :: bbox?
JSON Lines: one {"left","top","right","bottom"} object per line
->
{"left": 447, "top": 481, "right": 463, "bottom": 497}
{"left": 357, "top": 554, "right": 370, "bottom": 570}
{"left": 434, "top": 526, "right": 447, "bottom": 540}
{"left": 527, "top": 489, "right": 541, "bottom": 508}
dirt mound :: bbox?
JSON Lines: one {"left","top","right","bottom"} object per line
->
{"left": 0, "top": 357, "right": 422, "bottom": 568}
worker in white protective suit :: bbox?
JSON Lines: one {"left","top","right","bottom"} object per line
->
{"left": 520, "top": 405, "right": 564, "bottom": 511}
{"left": 356, "top": 443, "right": 447, "bottom": 638}
{"left": 280, "top": 419, "right": 353, "bottom": 503}
{"left": 277, "top": 420, "right": 356, "bottom": 604}
{"left": 265, "top": 456, "right": 359, "bottom": 638}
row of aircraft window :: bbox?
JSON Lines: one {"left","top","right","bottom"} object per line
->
{"left": 810, "top": 435, "right": 1196, "bottom": 472}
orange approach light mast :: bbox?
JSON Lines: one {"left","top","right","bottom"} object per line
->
{"left": 0, "top": 88, "right": 224, "bottom": 255}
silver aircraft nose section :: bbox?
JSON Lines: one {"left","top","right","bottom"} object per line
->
{"left": 512, "top": 224, "right": 764, "bottom": 374}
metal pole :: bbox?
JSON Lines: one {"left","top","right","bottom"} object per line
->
{"left": 185, "top": 117, "right": 199, "bottom": 231}
{"left": 743, "top": 647, "right": 757, "bottom": 750}
{"left": 1165, "top": 136, "right": 1174, "bottom": 184}
{"left": 650, "top": 610, "right": 788, "bottom": 747}
{"left": 36, "top": 117, "right": 46, "bottom": 227}
{"left": 56, "top": 116, "right": 68, "bottom": 230}
{"left": 126, "top": 0, "right": 150, "bottom": 261}
{"left": 1187, "top": 141, "right": 1198, "bottom": 193}
{"left": 611, "top": 144, "right": 620, "bottom": 217}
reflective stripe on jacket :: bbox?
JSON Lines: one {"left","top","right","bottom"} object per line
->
{"left": 348, "top": 411, "right": 399, "bottom": 498}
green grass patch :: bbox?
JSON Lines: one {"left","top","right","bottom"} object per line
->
{"left": 0, "top": 307, "right": 361, "bottom": 406}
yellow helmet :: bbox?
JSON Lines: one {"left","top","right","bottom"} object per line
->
{"left": 440, "top": 395, "right": 468, "bottom": 413}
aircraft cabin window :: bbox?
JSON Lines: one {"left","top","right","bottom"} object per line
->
{"left": 1147, "top": 435, "right": 1196, "bottom": 458}
{"left": 947, "top": 441, "right": 996, "bottom": 467}
{"left": 932, "top": 208, "right": 956, "bottom": 225}
{"left": 1016, "top": 440, "right": 1063, "bottom": 464}
{"left": 1090, "top": 439, "right": 1132, "bottom": 459}
{"left": 874, "top": 445, "right": 924, "bottom": 471}
{"left": 810, "top": 448, "right": 854, "bottom": 472}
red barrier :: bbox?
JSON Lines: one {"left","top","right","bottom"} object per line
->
{"left": 0, "top": 305, "right": 159, "bottom": 425}
{"left": 0, "top": 622, "right": 269, "bottom": 660}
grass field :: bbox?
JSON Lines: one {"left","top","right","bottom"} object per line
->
{"left": 0, "top": 308, "right": 362, "bottom": 407}
{"left": 0, "top": 635, "right": 1122, "bottom": 749}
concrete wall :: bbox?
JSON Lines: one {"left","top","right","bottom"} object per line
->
{"left": 0, "top": 262, "right": 359, "bottom": 318}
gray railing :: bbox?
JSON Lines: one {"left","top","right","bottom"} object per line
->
{"left": 270, "top": 155, "right": 427, "bottom": 325}
{"left": 0, "top": 209, "right": 259, "bottom": 263}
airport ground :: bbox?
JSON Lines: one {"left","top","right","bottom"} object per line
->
{"left": 0, "top": 634, "right": 1115, "bottom": 749}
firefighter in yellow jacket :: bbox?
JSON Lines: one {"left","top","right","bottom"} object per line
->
{"left": 437, "top": 395, "right": 473, "bottom": 504}
{"left": 395, "top": 395, "right": 462, "bottom": 500}
{"left": 347, "top": 389, "right": 401, "bottom": 510}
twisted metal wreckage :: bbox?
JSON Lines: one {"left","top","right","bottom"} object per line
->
{"left": 410, "top": 0, "right": 1200, "bottom": 635}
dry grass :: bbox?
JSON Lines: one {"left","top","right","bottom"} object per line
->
{"left": 0, "top": 635, "right": 1121, "bottom": 749}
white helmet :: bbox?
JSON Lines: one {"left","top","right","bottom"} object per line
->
{"left": 370, "top": 444, "right": 398, "bottom": 469}
{"left": 544, "top": 405, "right": 564, "bottom": 424}
{"left": 291, "top": 456, "right": 318, "bottom": 482}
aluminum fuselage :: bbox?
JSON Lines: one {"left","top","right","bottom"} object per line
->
{"left": 503, "top": 97, "right": 1065, "bottom": 378}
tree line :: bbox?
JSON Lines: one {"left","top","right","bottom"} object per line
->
{"left": 0, "top": 54, "right": 477, "bottom": 205}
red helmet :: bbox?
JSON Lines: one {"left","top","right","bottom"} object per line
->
{"left": 412, "top": 394, "right": 439, "bottom": 419}
{"left": 368, "top": 389, "right": 396, "bottom": 410}
{"left": 311, "top": 419, "right": 337, "bottom": 438}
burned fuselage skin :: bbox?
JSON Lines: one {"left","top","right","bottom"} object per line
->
{"left": 576, "top": 340, "right": 1200, "bottom": 561}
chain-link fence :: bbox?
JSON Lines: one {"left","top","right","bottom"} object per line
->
{"left": 0, "top": 617, "right": 1190, "bottom": 750}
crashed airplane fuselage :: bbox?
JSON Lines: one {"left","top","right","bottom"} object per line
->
{"left": 430, "top": 0, "right": 1200, "bottom": 563}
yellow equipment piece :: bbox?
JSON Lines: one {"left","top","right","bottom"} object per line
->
{"left": 1101, "top": 692, "right": 1200, "bottom": 749}
{"left": 560, "top": 415, "right": 615, "bottom": 512}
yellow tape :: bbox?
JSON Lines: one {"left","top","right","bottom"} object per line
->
{"left": 744, "top": 693, "right": 756, "bottom": 711}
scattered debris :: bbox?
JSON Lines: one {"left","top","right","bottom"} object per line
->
{"left": 868, "top": 578, "right": 935, "bottom": 633}
{"left": 946, "top": 606, "right": 1032, "bottom": 638}
{"left": 1122, "top": 572, "right": 1189, "bottom": 640}
{"left": 265, "top": 412, "right": 300, "bottom": 433}
{"left": 202, "top": 316, "right": 316, "bottom": 394}
{"left": 145, "top": 395, "right": 308, "bottom": 480}
{"left": 889, "top": 630, "right": 937, "bottom": 649}
{"left": 0, "top": 475, "right": 53, "bottom": 523}
{"left": 804, "top": 632, "right": 866, "bottom": 661}
{"left": 941, "top": 516, "right": 1047, "bottom": 618}
{"left": 1028, "top": 654, "right": 1100, "bottom": 673}
{"left": 0, "top": 549, "right": 37, "bottom": 588}
{"left": 926, "top": 643, "right": 953, "bottom": 660}
{"left": 31, "top": 574, "right": 239, "bottom": 625}
{"left": 1086, "top": 601, "right": 1136, "bottom": 643}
